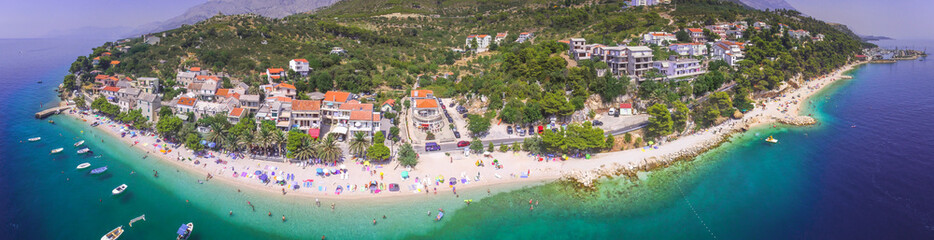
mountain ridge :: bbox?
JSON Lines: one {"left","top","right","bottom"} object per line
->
{"left": 133, "top": 0, "right": 339, "bottom": 36}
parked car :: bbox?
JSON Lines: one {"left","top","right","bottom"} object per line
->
{"left": 425, "top": 142, "right": 441, "bottom": 151}
{"left": 449, "top": 102, "right": 456, "bottom": 107}
{"left": 506, "top": 126, "right": 513, "bottom": 134}
{"left": 593, "top": 120, "right": 603, "bottom": 126}
{"left": 457, "top": 141, "right": 470, "bottom": 147}
{"left": 518, "top": 129, "right": 526, "bottom": 136}
{"left": 454, "top": 131, "right": 461, "bottom": 138}
{"left": 528, "top": 126, "right": 536, "bottom": 135}
{"left": 447, "top": 117, "right": 454, "bottom": 123}
{"left": 462, "top": 113, "right": 468, "bottom": 118}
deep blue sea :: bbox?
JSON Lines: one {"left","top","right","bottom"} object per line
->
{"left": 1, "top": 38, "right": 933, "bottom": 239}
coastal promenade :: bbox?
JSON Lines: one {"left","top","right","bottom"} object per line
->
{"left": 63, "top": 61, "right": 864, "bottom": 201}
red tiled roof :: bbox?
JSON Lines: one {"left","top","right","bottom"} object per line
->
{"left": 323, "top": 91, "right": 350, "bottom": 103}
{"left": 215, "top": 88, "right": 230, "bottom": 97}
{"left": 349, "top": 110, "right": 375, "bottom": 121}
{"left": 102, "top": 52, "right": 112, "bottom": 56}
{"left": 558, "top": 40, "right": 570, "bottom": 44}
{"left": 339, "top": 101, "right": 373, "bottom": 111}
{"left": 177, "top": 97, "right": 197, "bottom": 106}
{"left": 496, "top": 33, "right": 507, "bottom": 37}
{"left": 855, "top": 54, "right": 867, "bottom": 58}
{"left": 372, "top": 113, "right": 381, "bottom": 122}
{"left": 195, "top": 75, "right": 219, "bottom": 81}
{"left": 95, "top": 75, "right": 111, "bottom": 80}
{"left": 228, "top": 92, "right": 241, "bottom": 100}
{"left": 411, "top": 89, "right": 433, "bottom": 98}
{"left": 382, "top": 99, "right": 396, "bottom": 106}
{"left": 520, "top": 32, "right": 530, "bottom": 35}
{"left": 477, "top": 34, "right": 489, "bottom": 38}
{"left": 619, "top": 103, "right": 632, "bottom": 109}
{"left": 271, "top": 75, "right": 281, "bottom": 79}
{"left": 110, "top": 61, "right": 120, "bottom": 65}
{"left": 269, "top": 96, "right": 292, "bottom": 102}
{"left": 415, "top": 99, "right": 438, "bottom": 109}
{"left": 93, "top": 57, "right": 100, "bottom": 60}
{"left": 267, "top": 68, "right": 285, "bottom": 74}
{"left": 275, "top": 83, "right": 296, "bottom": 90}
{"left": 292, "top": 100, "right": 322, "bottom": 111}
{"left": 292, "top": 59, "right": 308, "bottom": 63}
{"left": 228, "top": 108, "right": 244, "bottom": 117}
{"left": 102, "top": 86, "right": 120, "bottom": 92}
{"left": 190, "top": 67, "right": 201, "bottom": 72}
{"left": 687, "top": 28, "right": 703, "bottom": 33}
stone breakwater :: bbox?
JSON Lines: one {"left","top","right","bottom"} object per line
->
{"left": 564, "top": 115, "right": 818, "bottom": 188}
{"left": 565, "top": 132, "right": 734, "bottom": 189}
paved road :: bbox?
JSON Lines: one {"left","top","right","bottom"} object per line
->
{"left": 415, "top": 121, "right": 648, "bottom": 153}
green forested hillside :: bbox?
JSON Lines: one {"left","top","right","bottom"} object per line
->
{"left": 66, "top": 0, "right": 865, "bottom": 134}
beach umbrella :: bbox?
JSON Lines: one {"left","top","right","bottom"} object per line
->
{"left": 363, "top": 161, "right": 370, "bottom": 166}
{"left": 254, "top": 170, "right": 262, "bottom": 175}
{"left": 401, "top": 171, "right": 409, "bottom": 179}
{"left": 340, "top": 164, "right": 347, "bottom": 169}
{"left": 200, "top": 140, "right": 207, "bottom": 145}
{"left": 449, "top": 177, "right": 457, "bottom": 185}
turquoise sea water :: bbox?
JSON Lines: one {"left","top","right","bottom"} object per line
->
{"left": 2, "top": 38, "right": 933, "bottom": 239}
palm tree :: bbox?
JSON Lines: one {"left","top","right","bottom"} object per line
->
{"left": 204, "top": 124, "right": 225, "bottom": 149}
{"left": 348, "top": 132, "right": 368, "bottom": 158}
{"left": 317, "top": 135, "right": 343, "bottom": 163}
{"left": 292, "top": 138, "right": 317, "bottom": 162}
{"left": 221, "top": 134, "right": 238, "bottom": 153}
{"left": 256, "top": 130, "right": 272, "bottom": 156}
{"left": 269, "top": 130, "right": 286, "bottom": 159}
{"left": 237, "top": 131, "right": 253, "bottom": 152}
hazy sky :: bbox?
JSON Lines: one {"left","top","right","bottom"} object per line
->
{"left": 786, "top": 0, "right": 932, "bottom": 39}
{"left": 0, "top": 0, "right": 203, "bottom": 38}
{"left": 0, "top": 0, "right": 930, "bottom": 39}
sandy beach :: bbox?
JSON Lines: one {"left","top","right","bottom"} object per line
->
{"left": 63, "top": 61, "right": 864, "bottom": 201}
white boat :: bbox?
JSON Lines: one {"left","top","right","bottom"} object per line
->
{"left": 101, "top": 226, "right": 124, "bottom": 240}
{"left": 77, "top": 148, "right": 91, "bottom": 154}
{"left": 77, "top": 163, "right": 91, "bottom": 170}
{"left": 28, "top": 137, "right": 41, "bottom": 142}
{"left": 176, "top": 222, "right": 193, "bottom": 240}
{"left": 765, "top": 135, "right": 778, "bottom": 143}
{"left": 50, "top": 148, "right": 64, "bottom": 154}
{"left": 112, "top": 184, "right": 127, "bottom": 195}
{"left": 74, "top": 140, "right": 85, "bottom": 147}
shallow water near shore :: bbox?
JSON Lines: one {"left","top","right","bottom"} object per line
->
{"left": 3, "top": 38, "right": 934, "bottom": 239}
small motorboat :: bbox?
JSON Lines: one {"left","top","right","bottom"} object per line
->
{"left": 90, "top": 166, "right": 108, "bottom": 174}
{"left": 48, "top": 120, "right": 55, "bottom": 124}
{"left": 101, "top": 226, "right": 124, "bottom": 240}
{"left": 112, "top": 184, "right": 128, "bottom": 195}
{"left": 28, "top": 137, "right": 41, "bottom": 142}
{"left": 436, "top": 211, "right": 444, "bottom": 221}
{"left": 50, "top": 148, "right": 64, "bottom": 154}
{"left": 176, "top": 222, "right": 193, "bottom": 240}
{"left": 78, "top": 148, "right": 91, "bottom": 154}
{"left": 74, "top": 140, "right": 85, "bottom": 147}
{"left": 77, "top": 163, "right": 91, "bottom": 170}
{"left": 765, "top": 135, "right": 778, "bottom": 143}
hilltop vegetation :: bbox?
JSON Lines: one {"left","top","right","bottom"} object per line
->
{"left": 66, "top": 0, "right": 865, "bottom": 140}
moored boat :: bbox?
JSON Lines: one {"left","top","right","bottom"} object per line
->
{"left": 74, "top": 140, "right": 85, "bottom": 147}
{"left": 101, "top": 226, "right": 124, "bottom": 240}
{"left": 90, "top": 166, "right": 108, "bottom": 174}
{"left": 77, "top": 163, "right": 91, "bottom": 169}
{"left": 28, "top": 137, "right": 41, "bottom": 142}
{"left": 50, "top": 148, "right": 64, "bottom": 154}
{"left": 112, "top": 184, "right": 127, "bottom": 195}
{"left": 78, "top": 148, "right": 91, "bottom": 154}
{"left": 176, "top": 222, "right": 193, "bottom": 240}
{"left": 765, "top": 135, "right": 778, "bottom": 143}
{"left": 436, "top": 211, "right": 444, "bottom": 221}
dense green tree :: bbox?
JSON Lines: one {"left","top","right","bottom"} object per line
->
{"left": 184, "top": 133, "right": 204, "bottom": 152}
{"left": 671, "top": 101, "right": 690, "bottom": 132}
{"left": 467, "top": 114, "right": 491, "bottom": 136}
{"left": 470, "top": 138, "right": 484, "bottom": 153}
{"left": 397, "top": 143, "right": 418, "bottom": 167}
{"left": 646, "top": 103, "right": 672, "bottom": 139}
